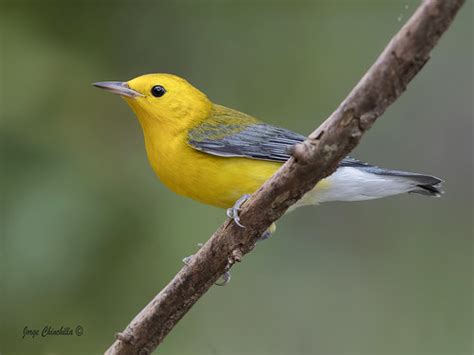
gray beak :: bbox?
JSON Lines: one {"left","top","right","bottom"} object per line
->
{"left": 92, "top": 81, "right": 144, "bottom": 98}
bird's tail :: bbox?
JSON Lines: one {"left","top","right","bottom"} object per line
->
{"left": 360, "top": 166, "right": 444, "bottom": 197}
{"left": 401, "top": 172, "right": 444, "bottom": 197}
{"left": 303, "top": 166, "right": 444, "bottom": 205}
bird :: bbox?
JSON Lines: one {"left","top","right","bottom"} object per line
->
{"left": 93, "top": 73, "right": 443, "bottom": 234}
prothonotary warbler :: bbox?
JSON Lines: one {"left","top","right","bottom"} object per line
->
{"left": 93, "top": 74, "right": 443, "bottom": 234}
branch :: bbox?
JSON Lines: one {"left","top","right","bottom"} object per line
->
{"left": 105, "top": 1, "right": 464, "bottom": 353}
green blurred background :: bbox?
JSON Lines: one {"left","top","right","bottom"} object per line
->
{"left": 1, "top": 1, "right": 472, "bottom": 354}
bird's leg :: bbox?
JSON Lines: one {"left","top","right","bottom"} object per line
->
{"left": 226, "top": 194, "right": 251, "bottom": 228}
{"left": 227, "top": 195, "right": 277, "bottom": 241}
{"left": 182, "top": 243, "right": 231, "bottom": 286}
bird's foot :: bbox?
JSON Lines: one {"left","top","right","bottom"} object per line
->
{"left": 182, "top": 243, "right": 203, "bottom": 265}
{"left": 215, "top": 271, "right": 232, "bottom": 286}
{"left": 227, "top": 195, "right": 276, "bottom": 241}
{"left": 182, "top": 243, "right": 231, "bottom": 286}
{"left": 226, "top": 194, "right": 252, "bottom": 228}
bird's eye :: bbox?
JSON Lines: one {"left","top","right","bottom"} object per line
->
{"left": 151, "top": 85, "right": 166, "bottom": 97}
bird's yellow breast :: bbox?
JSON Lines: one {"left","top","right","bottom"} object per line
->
{"left": 143, "top": 124, "right": 282, "bottom": 208}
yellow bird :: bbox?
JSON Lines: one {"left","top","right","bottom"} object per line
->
{"left": 94, "top": 74, "right": 443, "bottom": 233}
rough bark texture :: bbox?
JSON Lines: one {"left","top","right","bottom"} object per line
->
{"left": 105, "top": 1, "right": 465, "bottom": 354}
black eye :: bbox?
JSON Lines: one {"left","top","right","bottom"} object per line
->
{"left": 151, "top": 85, "right": 166, "bottom": 97}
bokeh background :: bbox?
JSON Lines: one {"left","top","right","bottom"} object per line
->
{"left": 1, "top": 1, "right": 472, "bottom": 354}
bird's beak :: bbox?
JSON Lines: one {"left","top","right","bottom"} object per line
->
{"left": 92, "top": 81, "right": 144, "bottom": 98}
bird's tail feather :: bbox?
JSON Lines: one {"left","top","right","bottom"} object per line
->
{"left": 305, "top": 166, "right": 445, "bottom": 205}
{"left": 400, "top": 173, "right": 444, "bottom": 197}
{"left": 367, "top": 168, "right": 444, "bottom": 197}
{"left": 291, "top": 165, "right": 445, "bottom": 209}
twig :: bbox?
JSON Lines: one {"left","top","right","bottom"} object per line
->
{"left": 105, "top": 1, "right": 465, "bottom": 354}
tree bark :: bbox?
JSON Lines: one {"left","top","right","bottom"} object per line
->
{"left": 105, "top": 1, "right": 465, "bottom": 354}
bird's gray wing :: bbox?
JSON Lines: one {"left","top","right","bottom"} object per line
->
{"left": 188, "top": 122, "right": 305, "bottom": 162}
{"left": 188, "top": 118, "right": 370, "bottom": 167}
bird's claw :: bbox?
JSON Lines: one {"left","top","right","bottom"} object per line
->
{"left": 182, "top": 243, "right": 203, "bottom": 265}
{"left": 227, "top": 194, "right": 251, "bottom": 228}
{"left": 183, "top": 243, "right": 232, "bottom": 286}
{"left": 215, "top": 271, "right": 231, "bottom": 286}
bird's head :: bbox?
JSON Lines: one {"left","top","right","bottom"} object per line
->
{"left": 93, "top": 73, "right": 212, "bottom": 131}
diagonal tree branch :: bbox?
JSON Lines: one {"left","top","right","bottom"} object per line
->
{"left": 105, "top": 1, "right": 465, "bottom": 354}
